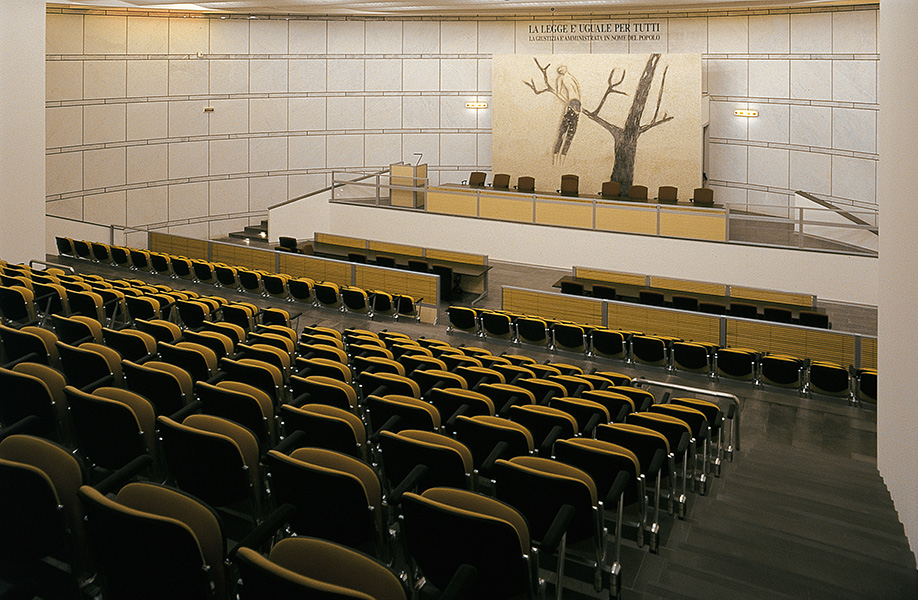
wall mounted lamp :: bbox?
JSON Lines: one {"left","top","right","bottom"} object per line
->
{"left": 734, "top": 109, "right": 759, "bottom": 117}
{"left": 466, "top": 102, "right": 488, "bottom": 109}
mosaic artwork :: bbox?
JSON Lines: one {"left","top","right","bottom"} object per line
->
{"left": 493, "top": 53, "right": 702, "bottom": 200}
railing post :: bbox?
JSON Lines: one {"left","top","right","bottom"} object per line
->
{"left": 797, "top": 207, "right": 805, "bottom": 247}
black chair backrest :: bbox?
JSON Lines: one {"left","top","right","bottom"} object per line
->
{"left": 692, "top": 187, "right": 714, "bottom": 205}
{"left": 157, "top": 417, "right": 250, "bottom": 508}
{"left": 65, "top": 388, "right": 147, "bottom": 471}
{"left": 517, "top": 176, "right": 535, "bottom": 192}
{"left": 278, "top": 236, "right": 298, "bottom": 250}
{"left": 491, "top": 173, "right": 511, "bottom": 189}
{"left": 400, "top": 493, "right": 529, "bottom": 599}
{"left": 378, "top": 432, "right": 467, "bottom": 491}
{"left": 122, "top": 360, "right": 186, "bottom": 416}
{"left": 264, "top": 451, "right": 377, "bottom": 547}
{"left": 78, "top": 486, "right": 214, "bottom": 600}
{"left": 0, "top": 368, "right": 58, "bottom": 437}
{"left": 560, "top": 280, "right": 584, "bottom": 296}
{"left": 468, "top": 172, "right": 487, "bottom": 186}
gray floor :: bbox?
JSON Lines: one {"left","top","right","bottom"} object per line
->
{"left": 29, "top": 252, "right": 908, "bottom": 599}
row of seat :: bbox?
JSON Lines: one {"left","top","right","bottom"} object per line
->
{"left": 54, "top": 237, "right": 425, "bottom": 321}
{"left": 0, "top": 296, "right": 732, "bottom": 596}
{"left": 0, "top": 255, "right": 748, "bottom": 597}
{"left": 466, "top": 171, "right": 716, "bottom": 205}
{"left": 559, "top": 280, "right": 831, "bottom": 328}
{"left": 446, "top": 306, "right": 877, "bottom": 404}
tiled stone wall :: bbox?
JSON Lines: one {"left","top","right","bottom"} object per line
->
{"left": 44, "top": 5, "right": 877, "bottom": 238}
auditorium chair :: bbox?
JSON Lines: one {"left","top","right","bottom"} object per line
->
{"left": 290, "top": 374, "right": 358, "bottom": 411}
{"left": 0, "top": 433, "right": 91, "bottom": 592}
{"left": 760, "top": 354, "right": 805, "bottom": 389}
{"left": 559, "top": 280, "right": 585, "bottom": 296}
{"left": 157, "top": 413, "right": 265, "bottom": 520}
{"left": 265, "top": 445, "right": 387, "bottom": 558}
{"left": 715, "top": 348, "right": 759, "bottom": 382}
{"left": 280, "top": 403, "right": 369, "bottom": 460}
{"left": 649, "top": 403, "right": 710, "bottom": 494}
{"left": 375, "top": 254, "right": 397, "bottom": 268}
{"left": 366, "top": 394, "right": 441, "bottom": 436}
{"left": 516, "top": 176, "right": 536, "bottom": 193}
{"left": 491, "top": 173, "right": 511, "bottom": 189}
{"left": 559, "top": 174, "right": 579, "bottom": 197}
{"left": 56, "top": 341, "right": 122, "bottom": 390}
{"left": 467, "top": 171, "right": 487, "bottom": 186}
{"left": 807, "top": 360, "right": 851, "bottom": 398}
{"left": 799, "top": 310, "right": 830, "bottom": 329}
{"left": 657, "top": 186, "right": 678, "bottom": 203}
{"left": 671, "top": 341, "right": 715, "bottom": 375}
{"left": 233, "top": 536, "right": 416, "bottom": 600}
{"left": 447, "top": 305, "right": 480, "bottom": 335}
{"left": 0, "top": 363, "right": 70, "bottom": 443}
{"left": 638, "top": 290, "right": 665, "bottom": 306}
{"left": 378, "top": 429, "right": 474, "bottom": 493}
{"left": 548, "top": 397, "right": 610, "bottom": 436}
{"left": 580, "top": 390, "right": 635, "bottom": 423}
{"left": 671, "top": 295, "right": 699, "bottom": 311}
{"left": 729, "top": 302, "right": 759, "bottom": 319}
{"left": 763, "top": 307, "right": 793, "bottom": 323}
{"left": 429, "top": 388, "right": 495, "bottom": 422}
{"left": 625, "top": 412, "right": 692, "bottom": 518}
{"left": 277, "top": 236, "right": 299, "bottom": 252}
{"left": 196, "top": 380, "right": 277, "bottom": 449}
{"left": 553, "top": 322, "right": 588, "bottom": 354}
{"left": 627, "top": 184, "right": 648, "bottom": 201}
{"left": 631, "top": 335, "right": 669, "bottom": 368}
{"left": 595, "top": 422, "right": 669, "bottom": 534}
{"left": 64, "top": 386, "right": 159, "bottom": 475}
{"left": 0, "top": 323, "right": 60, "bottom": 366}
{"left": 122, "top": 360, "right": 193, "bottom": 417}
{"left": 509, "top": 404, "right": 578, "bottom": 454}
{"left": 399, "top": 487, "right": 543, "bottom": 599}
{"left": 592, "top": 284, "right": 617, "bottom": 300}
{"left": 0, "top": 285, "right": 40, "bottom": 326}
{"left": 855, "top": 368, "right": 877, "bottom": 405}
{"left": 589, "top": 328, "right": 627, "bottom": 360}
{"left": 493, "top": 455, "right": 610, "bottom": 596}
{"left": 553, "top": 438, "right": 648, "bottom": 549}
{"left": 600, "top": 180, "right": 622, "bottom": 199}
{"left": 78, "top": 481, "right": 228, "bottom": 600}
{"left": 692, "top": 187, "right": 715, "bottom": 206}
{"left": 515, "top": 316, "right": 551, "bottom": 348}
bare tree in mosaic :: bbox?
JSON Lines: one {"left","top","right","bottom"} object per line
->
{"left": 524, "top": 53, "right": 673, "bottom": 192}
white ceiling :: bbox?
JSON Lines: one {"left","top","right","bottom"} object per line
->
{"left": 56, "top": 0, "right": 873, "bottom": 17}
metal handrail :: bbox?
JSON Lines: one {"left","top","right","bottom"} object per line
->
{"left": 631, "top": 377, "right": 741, "bottom": 459}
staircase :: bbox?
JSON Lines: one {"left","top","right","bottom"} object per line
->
{"left": 228, "top": 220, "right": 269, "bottom": 242}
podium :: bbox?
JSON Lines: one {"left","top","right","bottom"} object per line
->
{"left": 390, "top": 162, "right": 427, "bottom": 208}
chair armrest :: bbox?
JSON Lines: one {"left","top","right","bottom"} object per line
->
{"left": 271, "top": 430, "right": 308, "bottom": 455}
{"left": 538, "top": 425, "right": 564, "bottom": 456}
{"left": 603, "top": 471, "right": 631, "bottom": 507}
{"left": 230, "top": 503, "right": 297, "bottom": 557}
{"left": 540, "top": 504, "right": 576, "bottom": 554}
{"left": 438, "top": 564, "right": 478, "bottom": 600}
{"left": 675, "top": 431, "right": 690, "bottom": 455}
{"left": 479, "top": 441, "right": 510, "bottom": 478}
{"left": 94, "top": 455, "right": 154, "bottom": 496}
{"left": 80, "top": 374, "right": 115, "bottom": 393}
{"left": 0, "top": 416, "right": 42, "bottom": 442}
{"left": 647, "top": 449, "right": 665, "bottom": 478}
{"left": 445, "top": 404, "right": 470, "bottom": 430}
{"left": 168, "top": 399, "right": 203, "bottom": 422}
{"left": 583, "top": 413, "right": 602, "bottom": 437}
{"left": 368, "top": 415, "right": 403, "bottom": 443}
{"left": 389, "top": 464, "right": 429, "bottom": 505}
